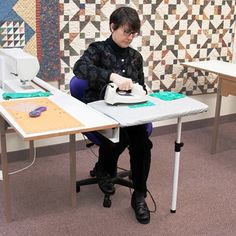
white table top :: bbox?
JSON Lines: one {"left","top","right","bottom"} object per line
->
{"left": 0, "top": 78, "right": 118, "bottom": 140}
{"left": 89, "top": 95, "right": 208, "bottom": 127}
{"left": 181, "top": 60, "right": 236, "bottom": 78}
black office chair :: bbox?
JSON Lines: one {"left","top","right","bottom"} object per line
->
{"left": 70, "top": 76, "right": 153, "bottom": 207}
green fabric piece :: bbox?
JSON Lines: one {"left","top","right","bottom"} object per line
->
{"left": 2, "top": 91, "right": 52, "bottom": 100}
{"left": 128, "top": 100, "right": 155, "bottom": 108}
{"left": 149, "top": 91, "right": 185, "bottom": 101}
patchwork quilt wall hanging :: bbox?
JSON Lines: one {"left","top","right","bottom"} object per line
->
{"left": 0, "top": 0, "right": 61, "bottom": 81}
{"left": 0, "top": 1, "right": 235, "bottom": 95}
{"left": 60, "top": 0, "right": 236, "bottom": 95}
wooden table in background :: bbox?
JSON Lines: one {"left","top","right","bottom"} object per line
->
{"left": 181, "top": 60, "right": 236, "bottom": 153}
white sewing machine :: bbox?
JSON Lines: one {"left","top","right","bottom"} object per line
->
{"left": 0, "top": 48, "right": 42, "bottom": 92}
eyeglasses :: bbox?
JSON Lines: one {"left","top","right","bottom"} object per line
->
{"left": 122, "top": 28, "right": 139, "bottom": 38}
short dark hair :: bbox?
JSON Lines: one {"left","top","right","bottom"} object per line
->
{"left": 109, "top": 6, "right": 141, "bottom": 33}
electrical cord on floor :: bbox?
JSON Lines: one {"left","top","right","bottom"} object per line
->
{"left": 128, "top": 187, "right": 157, "bottom": 213}
{"left": 8, "top": 147, "right": 37, "bottom": 175}
{"left": 122, "top": 166, "right": 157, "bottom": 213}
{"left": 146, "top": 189, "right": 157, "bottom": 213}
{"left": 82, "top": 134, "right": 99, "bottom": 158}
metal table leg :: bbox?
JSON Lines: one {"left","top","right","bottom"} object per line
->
{"left": 69, "top": 134, "right": 77, "bottom": 207}
{"left": 170, "top": 117, "right": 184, "bottom": 213}
{"left": 0, "top": 116, "right": 12, "bottom": 222}
{"left": 211, "top": 77, "right": 222, "bottom": 154}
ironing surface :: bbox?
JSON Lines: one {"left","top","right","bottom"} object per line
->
{"left": 89, "top": 96, "right": 208, "bottom": 127}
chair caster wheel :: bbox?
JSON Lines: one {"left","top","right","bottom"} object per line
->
{"left": 103, "top": 195, "right": 111, "bottom": 208}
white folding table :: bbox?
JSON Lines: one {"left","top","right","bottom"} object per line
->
{"left": 0, "top": 78, "right": 119, "bottom": 222}
{"left": 89, "top": 95, "right": 208, "bottom": 213}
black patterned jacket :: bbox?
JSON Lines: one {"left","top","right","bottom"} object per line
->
{"left": 73, "top": 36, "right": 146, "bottom": 103}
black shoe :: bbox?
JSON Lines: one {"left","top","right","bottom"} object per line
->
{"left": 95, "top": 164, "right": 115, "bottom": 195}
{"left": 98, "top": 176, "right": 115, "bottom": 195}
{"left": 131, "top": 191, "right": 150, "bottom": 224}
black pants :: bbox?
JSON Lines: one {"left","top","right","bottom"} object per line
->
{"left": 96, "top": 124, "right": 153, "bottom": 195}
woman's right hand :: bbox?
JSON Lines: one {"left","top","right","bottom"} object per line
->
{"left": 110, "top": 73, "right": 133, "bottom": 91}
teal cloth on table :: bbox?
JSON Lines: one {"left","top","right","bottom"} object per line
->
{"left": 149, "top": 91, "right": 185, "bottom": 101}
{"left": 2, "top": 91, "right": 52, "bottom": 100}
{"left": 128, "top": 100, "right": 155, "bottom": 108}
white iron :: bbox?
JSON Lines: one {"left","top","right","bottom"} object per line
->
{"left": 104, "top": 82, "right": 148, "bottom": 105}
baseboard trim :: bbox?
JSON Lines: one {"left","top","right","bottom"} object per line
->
{"left": 4, "top": 113, "right": 236, "bottom": 162}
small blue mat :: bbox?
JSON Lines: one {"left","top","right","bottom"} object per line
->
{"left": 128, "top": 100, "right": 155, "bottom": 108}
{"left": 149, "top": 91, "right": 185, "bottom": 101}
{"left": 2, "top": 91, "right": 52, "bottom": 100}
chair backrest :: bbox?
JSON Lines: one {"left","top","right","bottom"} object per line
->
{"left": 70, "top": 76, "right": 103, "bottom": 145}
{"left": 70, "top": 76, "right": 88, "bottom": 101}
{"left": 146, "top": 122, "right": 153, "bottom": 137}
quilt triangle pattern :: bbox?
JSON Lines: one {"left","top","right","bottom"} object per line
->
{"left": 60, "top": 0, "right": 236, "bottom": 94}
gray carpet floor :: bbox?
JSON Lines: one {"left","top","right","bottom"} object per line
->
{"left": 0, "top": 121, "right": 236, "bottom": 236}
